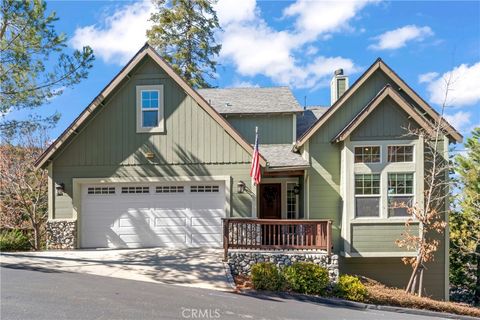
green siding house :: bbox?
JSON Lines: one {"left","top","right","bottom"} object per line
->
{"left": 35, "top": 44, "right": 462, "bottom": 300}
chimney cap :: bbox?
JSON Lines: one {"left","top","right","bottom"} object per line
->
{"left": 334, "top": 69, "right": 344, "bottom": 76}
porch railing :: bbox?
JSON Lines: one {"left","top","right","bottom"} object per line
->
{"left": 222, "top": 218, "right": 332, "bottom": 260}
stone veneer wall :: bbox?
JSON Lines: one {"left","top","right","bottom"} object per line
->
{"left": 228, "top": 250, "right": 339, "bottom": 281}
{"left": 46, "top": 220, "right": 77, "bottom": 249}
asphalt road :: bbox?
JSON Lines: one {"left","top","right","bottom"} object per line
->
{"left": 1, "top": 265, "right": 444, "bottom": 320}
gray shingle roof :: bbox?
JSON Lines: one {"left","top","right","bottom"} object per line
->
{"left": 296, "top": 106, "right": 329, "bottom": 138}
{"left": 259, "top": 144, "right": 309, "bottom": 168}
{"left": 197, "top": 87, "right": 303, "bottom": 114}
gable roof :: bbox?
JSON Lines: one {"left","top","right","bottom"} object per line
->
{"left": 35, "top": 44, "right": 266, "bottom": 169}
{"left": 197, "top": 87, "right": 303, "bottom": 114}
{"left": 296, "top": 59, "right": 462, "bottom": 147}
{"left": 331, "top": 85, "right": 436, "bottom": 142}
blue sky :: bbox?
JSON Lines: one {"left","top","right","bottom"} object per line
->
{"left": 10, "top": 0, "right": 480, "bottom": 143}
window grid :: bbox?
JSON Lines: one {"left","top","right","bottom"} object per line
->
{"left": 141, "top": 90, "right": 159, "bottom": 128}
{"left": 287, "top": 184, "right": 297, "bottom": 219}
{"left": 190, "top": 185, "right": 220, "bottom": 193}
{"left": 87, "top": 187, "right": 115, "bottom": 195}
{"left": 155, "top": 186, "right": 184, "bottom": 193}
{"left": 388, "top": 173, "right": 414, "bottom": 195}
{"left": 355, "top": 174, "right": 380, "bottom": 195}
{"left": 354, "top": 146, "right": 381, "bottom": 163}
{"left": 388, "top": 145, "right": 414, "bottom": 162}
{"left": 121, "top": 186, "right": 150, "bottom": 194}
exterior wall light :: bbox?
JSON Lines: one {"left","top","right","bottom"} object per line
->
{"left": 293, "top": 184, "right": 301, "bottom": 195}
{"left": 237, "top": 181, "right": 246, "bottom": 194}
{"left": 55, "top": 183, "right": 65, "bottom": 196}
{"left": 145, "top": 151, "right": 155, "bottom": 160}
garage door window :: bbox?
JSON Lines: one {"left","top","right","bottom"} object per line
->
{"left": 191, "top": 185, "right": 219, "bottom": 193}
{"left": 121, "top": 186, "right": 150, "bottom": 194}
{"left": 87, "top": 187, "right": 115, "bottom": 195}
{"left": 156, "top": 186, "right": 184, "bottom": 193}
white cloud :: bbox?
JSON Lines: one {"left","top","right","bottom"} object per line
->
{"left": 229, "top": 80, "right": 260, "bottom": 88}
{"left": 425, "top": 62, "right": 480, "bottom": 107}
{"left": 418, "top": 72, "right": 439, "bottom": 84}
{"left": 444, "top": 111, "right": 471, "bottom": 133}
{"left": 369, "top": 25, "right": 433, "bottom": 50}
{"left": 284, "top": 0, "right": 376, "bottom": 41}
{"left": 70, "top": 1, "right": 154, "bottom": 65}
{"left": 214, "top": 0, "right": 256, "bottom": 25}
{"left": 217, "top": 0, "right": 369, "bottom": 89}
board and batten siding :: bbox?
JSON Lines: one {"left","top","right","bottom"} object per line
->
{"left": 225, "top": 114, "right": 294, "bottom": 144}
{"left": 50, "top": 56, "right": 254, "bottom": 220}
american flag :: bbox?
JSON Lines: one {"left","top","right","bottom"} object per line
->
{"left": 250, "top": 127, "right": 261, "bottom": 185}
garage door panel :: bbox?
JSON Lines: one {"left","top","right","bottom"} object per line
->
{"left": 81, "top": 181, "right": 225, "bottom": 248}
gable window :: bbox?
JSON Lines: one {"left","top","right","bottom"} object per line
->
{"left": 136, "top": 85, "right": 164, "bottom": 133}
{"left": 354, "top": 174, "right": 380, "bottom": 217}
{"left": 388, "top": 173, "right": 414, "bottom": 217}
{"left": 388, "top": 145, "right": 413, "bottom": 162}
{"left": 354, "top": 146, "right": 380, "bottom": 163}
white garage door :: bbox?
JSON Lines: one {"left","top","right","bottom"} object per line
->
{"left": 80, "top": 181, "right": 226, "bottom": 248}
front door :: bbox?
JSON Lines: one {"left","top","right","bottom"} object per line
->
{"left": 259, "top": 183, "right": 282, "bottom": 219}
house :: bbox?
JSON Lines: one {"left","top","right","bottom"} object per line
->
{"left": 35, "top": 43, "right": 461, "bottom": 300}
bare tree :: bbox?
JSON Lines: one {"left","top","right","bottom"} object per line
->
{"left": 395, "top": 74, "right": 455, "bottom": 296}
{"left": 0, "top": 129, "right": 49, "bottom": 250}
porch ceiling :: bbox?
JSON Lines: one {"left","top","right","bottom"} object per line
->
{"left": 259, "top": 144, "right": 309, "bottom": 169}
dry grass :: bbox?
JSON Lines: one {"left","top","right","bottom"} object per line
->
{"left": 234, "top": 275, "right": 480, "bottom": 317}
{"left": 360, "top": 277, "right": 480, "bottom": 318}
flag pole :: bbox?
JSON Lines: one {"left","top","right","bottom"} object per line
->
{"left": 252, "top": 126, "right": 258, "bottom": 218}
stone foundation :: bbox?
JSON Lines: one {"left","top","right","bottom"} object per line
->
{"left": 46, "top": 220, "right": 77, "bottom": 249}
{"left": 228, "top": 250, "right": 339, "bottom": 281}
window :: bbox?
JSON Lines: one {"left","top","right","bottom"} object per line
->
{"left": 388, "top": 173, "right": 414, "bottom": 217}
{"left": 87, "top": 187, "right": 115, "bottom": 195}
{"left": 156, "top": 186, "right": 184, "bottom": 193}
{"left": 121, "top": 186, "right": 149, "bottom": 194}
{"left": 355, "top": 174, "right": 380, "bottom": 217}
{"left": 354, "top": 146, "right": 380, "bottom": 163}
{"left": 191, "top": 185, "right": 219, "bottom": 193}
{"left": 136, "top": 85, "right": 164, "bottom": 132}
{"left": 388, "top": 145, "right": 414, "bottom": 162}
{"left": 287, "top": 184, "right": 298, "bottom": 219}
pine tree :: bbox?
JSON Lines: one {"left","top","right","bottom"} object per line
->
{"left": 0, "top": 0, "right": 94, "bottom": 138}
{"left": 147, "top": 0, "right": 221, "bottom": 88}
{"left": 450, "top": 127, "right": 480, "bottom": 305}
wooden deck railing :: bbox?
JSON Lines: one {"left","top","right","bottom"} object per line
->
{"left": 222, "top": 218, "right": 332, "bottom": 260}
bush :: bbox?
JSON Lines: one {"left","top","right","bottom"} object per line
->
{"left": 334, "top": 274, "right": 368, "bottom": 302}
{"left": 251, "top": 262, "right": 284, "bottom": 291}
{"left": 283, "top": 262, "right": 329, "bottom": 295}
{"left": 0, "top": 229, "right": 31, "bottom": 251}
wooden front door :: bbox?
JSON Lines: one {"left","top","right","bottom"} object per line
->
{"left": 259, "top": 183, "right": 282, "bottom": 219}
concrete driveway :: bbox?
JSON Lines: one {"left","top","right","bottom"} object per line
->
{"left": 0, "top": 248, "right": 233, "bottom": 291}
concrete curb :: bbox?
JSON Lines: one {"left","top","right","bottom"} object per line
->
{"left": 240, "top": 290, "right": 478, "bottom": 320}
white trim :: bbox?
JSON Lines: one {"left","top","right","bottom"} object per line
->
{"left": 72, "top": 175, "right": 231, "bottom": 248}
{"left": 341, "top": 251, "right": 417, "bottom": 258}
{"left": 136, "top": 85, "right": 165, "bottom": 133}
{"left": 47, "top": 162, "right": 54, "bottom": 220}
{"left": 292, "top": 114, "right": 297, "bottom": 143}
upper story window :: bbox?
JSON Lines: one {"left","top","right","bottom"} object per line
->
{"left": 136, "top": 85, "right": 164, "bottom": 133}
{"left": 354, "top": 174, "right": 380, "bottom": 217}
{"left": 388, "top": 145, "right": 414, "bottom": 162}
{"left": 354, "top": 146, "right": 381, "bottom": 163}
{"left": 388, "top": 173, "right": 414, "bottom": 217}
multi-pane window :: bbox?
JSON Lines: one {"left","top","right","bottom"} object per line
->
{"left": 286, "top": 184, "right": 298, "bottom": 219}
{"left": 121, "top": 186, "right": 150, "bottom": 194}
{"left": 354, "top": 146, "right": 381, "bottom": 163}
{"left": 141, "top": 90, "right": 159, "bottom": 128}
{"left": 388, "top": 173, "right": 414, "bottom": 217}
{"left": 87, "top": 187, "right": 115, "bottom": 195}
{"left": 388, "top": 146, "right": 414, "bottom": 162}
{"left": 355, "top": 174, "right": 380, "bottom": 217}
{"left": 190, "top": 185, "right": 220, "bottom": 193}
{"left": 155, "top": 186, "right": 184, "bottom": 193}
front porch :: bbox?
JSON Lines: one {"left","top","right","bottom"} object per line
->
{"left": 222, "top": 218, "right": 333, "bottom": 260}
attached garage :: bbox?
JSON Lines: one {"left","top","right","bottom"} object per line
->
{"left": 79, "top": 181, "right": 226, "bottom": 249}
